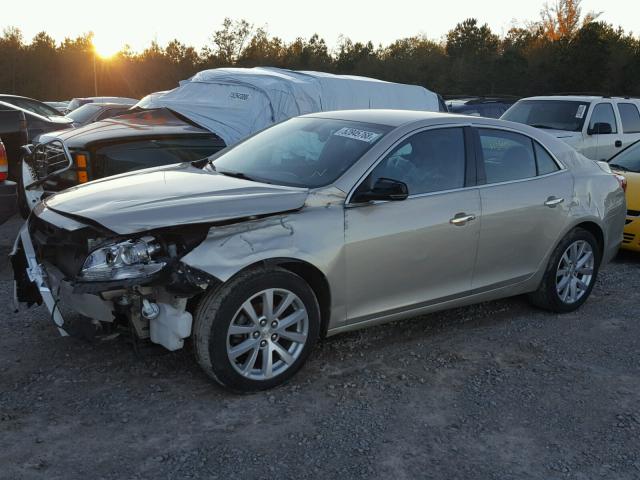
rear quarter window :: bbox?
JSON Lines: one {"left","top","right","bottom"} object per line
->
{"left": 96, "top": 137, "right": 225, "bottom": 177}
{"left": 534, "top": 142, "right": 560, "bottom": 175}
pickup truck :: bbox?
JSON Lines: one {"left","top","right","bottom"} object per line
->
{"left": 0, "top": 110, "right": 28, "bottom": 223}
{"left": 19, "top": 108, "right": 226, "bottom": 215}
{"left": 502, "top": 95, "right": 640, "bottom": 161}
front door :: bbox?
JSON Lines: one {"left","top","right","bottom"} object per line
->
{"left": 587, "top": 102, "right": 622, "bottom": 161}
{"left": 344, "top": 127, "right": 481, "bottom": 323}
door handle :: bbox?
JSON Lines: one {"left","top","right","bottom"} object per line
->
{"left": 544, "top": 196, "right": 564, "bottom": 207}
{"left": 450, "top": 213, "right": 476, "bottom": 226}
{"left": 615, "top": 140, "right": 623, "bottom": 148}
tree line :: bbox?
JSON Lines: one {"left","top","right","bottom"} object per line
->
{"left": 0, "top": 0, "right": 639, "bottom": 101}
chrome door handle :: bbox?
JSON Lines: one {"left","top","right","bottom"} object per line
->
{"left": 450, "top": 213, "right": 476, "bottom": 226}
{"left": 544, "top": 196, "right": 564, "bottom": 207}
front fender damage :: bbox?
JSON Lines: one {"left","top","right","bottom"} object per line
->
{"left": 182, "top": 215, "right": 298, "bottom": 281}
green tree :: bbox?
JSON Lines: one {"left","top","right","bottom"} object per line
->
{"left": 446, "top": 19, "right": 500, "bottom": 94}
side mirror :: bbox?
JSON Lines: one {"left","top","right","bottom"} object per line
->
{"left": 588, "top": 122, "right": 613, "bottom": 135}
{"left": 352, "top": 177, "right": 409, "bottom": 203}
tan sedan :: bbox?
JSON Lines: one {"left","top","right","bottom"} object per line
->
{"left": 13, "top": 111, "right": 626, "bottom": 391}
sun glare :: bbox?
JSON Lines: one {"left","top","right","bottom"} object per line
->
{"left": 93, "top": 36, "right": 122, "bottom": 59}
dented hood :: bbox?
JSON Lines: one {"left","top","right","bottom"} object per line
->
{"left": 44, "top": 163, "right": 309, "bottom": 234}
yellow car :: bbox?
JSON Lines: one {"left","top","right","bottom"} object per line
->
{"left": 610, "top": 140, "right": 640, "bottom": 252}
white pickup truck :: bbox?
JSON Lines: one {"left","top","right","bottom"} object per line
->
{"left": 502, "top": 95, "right": 640, "bottom": 161}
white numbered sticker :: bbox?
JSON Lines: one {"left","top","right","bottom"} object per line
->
{"left": 576, "top": 105, "right": 586, "bottom": 119}
{"left": 334, "top": 127, "right": 381, "bottom": 143}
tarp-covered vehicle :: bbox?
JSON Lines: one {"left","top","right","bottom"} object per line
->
{"left": 19, "top": 67, "right": 442, "bottom": 214}
{"left": 142, "top": 67, "right": 441, "bottom": 145}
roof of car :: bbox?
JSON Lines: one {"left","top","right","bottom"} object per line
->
{"left": 78, "top": 102, "right": 132, "bottom": 108}
{"left": 301, "top": 109, "right": 462, "bottom": 127}
{"left": 446, "top": 97, "right": 518, "bottom": 105}
{"left": 0, "top": 94, "right": 31, "bottom": 100}
{"left": 520, "top": 95, "right": 640, "bottom": 102}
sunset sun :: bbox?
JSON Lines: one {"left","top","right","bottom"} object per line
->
{"left": 92, "top": 36, "right": 122, "bottom": 58}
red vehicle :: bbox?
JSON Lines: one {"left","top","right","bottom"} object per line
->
{"left": 0, "top": 109, "right": 30, "bottom": 224}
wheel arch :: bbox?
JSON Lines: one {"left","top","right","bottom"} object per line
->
{"left": 572, "top": 220, "right": 605, "bottom": 256}
{"left": 232, "top": 257, "right": 332, "bottom": 338}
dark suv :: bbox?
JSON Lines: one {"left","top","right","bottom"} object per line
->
{"left": 445, "top": 96, "right": 519, "bottom": 119}
{"left": 19, "top": 108, "right": 225, "bottom": 215}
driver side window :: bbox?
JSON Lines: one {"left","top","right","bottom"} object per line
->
{"left": 368, "top": 128, "right": 466, "bottom": 195}
{"left": 589, "top": 103, "right": 618, "bottom": 134}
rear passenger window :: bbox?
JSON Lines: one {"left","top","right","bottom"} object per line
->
{"left": 534, "top": 143, "right": 560, "bottom": 175}
{"left": 478, "top": 129, "right": 536, "bottom": 184}
{"left": 618, "top": 103, "right": 640, "bottom": 133}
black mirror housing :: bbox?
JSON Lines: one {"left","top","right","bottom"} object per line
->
{"left": 352, "top": 177, "right": 409, "bottom": 203}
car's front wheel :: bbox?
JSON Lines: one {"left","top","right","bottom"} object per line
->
{"left": 193, "top": 267, "right": 320, "bottom": 392}
{"left": 529, "top": 227, "right": 601, "bottom": 313}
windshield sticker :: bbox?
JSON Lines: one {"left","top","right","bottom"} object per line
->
{"left": 334, "top": 127, "right": 382, "bottom": 143}
{"left": 576, "top": 105, "right": 586, "bottom": 119}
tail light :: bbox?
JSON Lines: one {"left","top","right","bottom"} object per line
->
{"left": 614, "top": 173, "right": 627, "bottom": 192}
{"left": 75, "top": 153, "right": 88, "bottom": 183}
{"left": 597, "top": 161, "right": 627, "bottom": 192}
{"left": 0, "top": 142, "right": 7, "bottom": 181}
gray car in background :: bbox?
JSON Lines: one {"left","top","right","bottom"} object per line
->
{"left": 66, "top": 102, "right": 133, "bottom": 127}
{"left": 12, "top": 111, "right": 626, "bottom": 391}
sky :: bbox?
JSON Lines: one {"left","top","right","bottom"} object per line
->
{"left": 2, "top": 0, "right": 639, "bottom": 55}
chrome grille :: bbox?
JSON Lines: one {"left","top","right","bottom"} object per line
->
{"left": 30, "top": 139, "right": 72, "bottom": 181}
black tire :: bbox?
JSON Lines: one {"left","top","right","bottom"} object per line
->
{"left": 193, "top": 267, "right": 320, "bottom": 392}
{"left": 17, "top": 157, "right": 32, "bottom": 219}
{"left": 528, "top": 227, "right": 601, "bottom": 313}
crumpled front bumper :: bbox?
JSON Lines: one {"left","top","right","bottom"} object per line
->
{"left": 11, "top": 223, "right": 68, "bottom": 336}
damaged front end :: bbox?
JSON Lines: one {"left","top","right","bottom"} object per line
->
{"left": 11, "top": 204, "right": 219, "bottom": 350}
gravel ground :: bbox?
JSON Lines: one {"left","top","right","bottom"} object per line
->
{"left": 1, "top": 215, "right": 639, "bottom": 480}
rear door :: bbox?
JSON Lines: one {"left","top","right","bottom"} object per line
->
{"left": 472, "top": 127, "right": 573, "bottom": 290}
{"left": 616, "top": 102, "right": 640, "bottom": 149}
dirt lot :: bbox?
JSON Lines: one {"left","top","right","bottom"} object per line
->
{"left": 1, "top": 215, "right": 639, "bottom": 480}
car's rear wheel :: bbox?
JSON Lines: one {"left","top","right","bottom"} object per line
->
{"left": 528, "top": 227, "right": 601, "bottom": 312}
{"left": 193, "top": 267, "right": 320, "bottom": 392}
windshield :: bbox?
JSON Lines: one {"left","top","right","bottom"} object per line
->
{"left": 210, "top": 117, "right": 392, "bottom": 188}
{"left": 67, "top": 104, "right": 102, "bottom": 123}
{"left": 502, "top": 100, "right": 590, "bottom": 132}
{"left": 610, "top": 141, "right": 640, "bottom": 173}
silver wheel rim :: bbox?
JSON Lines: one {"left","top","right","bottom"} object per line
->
{"left": 226, "top": 288, "right": 309, "bottom": 381}
{"left": 555, "top": 240, "right": 595, "bottom": 304}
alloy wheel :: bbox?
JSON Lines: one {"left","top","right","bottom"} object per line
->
{"left": 226, "top": 288, "right": 309, "bottom": 380}
{"left": 555, "top": 240, "right": 595, "bottom": 304}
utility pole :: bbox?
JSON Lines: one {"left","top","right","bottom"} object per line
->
{"left": 93, "top": 51, "right": 98, "bottom": 96}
